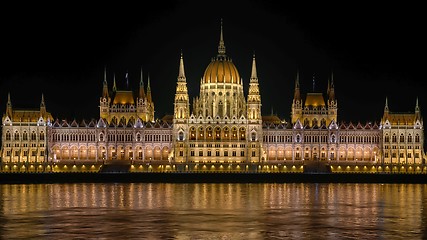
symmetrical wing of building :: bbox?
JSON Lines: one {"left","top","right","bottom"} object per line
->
{"left": 1, "top": 23, "right": 425, "bottom": 167}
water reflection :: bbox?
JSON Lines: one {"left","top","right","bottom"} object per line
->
{"left": 1, "top": 183, "right": 426, "bottom": 239}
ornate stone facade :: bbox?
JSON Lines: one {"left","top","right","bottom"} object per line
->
{"left": 1, "top": 23, "right": 425, "bottom": 167}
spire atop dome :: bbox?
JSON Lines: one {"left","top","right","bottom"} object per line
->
{"left": 217, "top": 18, "right": 226, "bottom": 56}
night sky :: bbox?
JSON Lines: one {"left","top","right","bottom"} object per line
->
{"left": 0, "top": 2, "right": 424, "bottom": 124}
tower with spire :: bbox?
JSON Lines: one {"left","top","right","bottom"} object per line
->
{"left": 99, "top": 67, "right": 155, "bottom": 124}
{"left": 2, "top": 93, "right": 52, "bottom": 163}
{"left": 136, "top": 68, "right": 155, "bottom": 122}
{"left": 381, "top": 97, "right": 424, "bottom": 165}
{"left": 246, "top": 53, "right": 263, "bottom": 161}
{"left": 173, "top": 52, "right": 190, "bottom": 162}
{"left": 327, "top": 72, "right": 337, "bottom": 123}
{"left": 291, "top": 71, "right": 337, "bottom": 127}
{"left": 100, "top": 67, "right": 111, "bottom": 119}
{"left": 291, "top": 71, "right": 302, "bottom": 124}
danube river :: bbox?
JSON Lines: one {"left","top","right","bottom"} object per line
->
{"left": 1, "top": 183, "right": 426, "bottom": 239}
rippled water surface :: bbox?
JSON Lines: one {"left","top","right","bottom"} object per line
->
{"left": 1, "top": 183, "right": 427, "bottom": 239}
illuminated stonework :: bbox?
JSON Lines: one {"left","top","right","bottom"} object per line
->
{"left": 1, "top": 23, "right": 425, "bottom": 166}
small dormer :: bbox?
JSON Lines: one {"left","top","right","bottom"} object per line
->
{"left": 3, "top": 116, "right": 12, "bottom": 126}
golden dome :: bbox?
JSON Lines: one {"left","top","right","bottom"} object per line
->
{"left": 203, "top": 57, "right": 241, "bottom": 84}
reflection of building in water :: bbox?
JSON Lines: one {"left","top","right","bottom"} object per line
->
{"left": 1, "top": 21, "right": 425, "bottom": 166}
{"left": 2, "top": 184, "right": 427, "bottom": 239}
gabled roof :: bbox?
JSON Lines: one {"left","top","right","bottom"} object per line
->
{"left": 113, "top": 91, "right": 135, "bottom": 105}
{"left": 304, "top": 93, "right": 325, "bottom": 107}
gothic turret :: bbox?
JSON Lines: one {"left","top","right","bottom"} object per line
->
{"left": 6, "top": 92, "right": 12, "bottom": 118}
{"left": 247, "top": 54, "right": 261, "bottom": 121}
{"left": 40, "top": 94, "right": 46, "bottom": 117}
{"left": 173, "top": 52, "right": 190, "bottom": 162}
{"left": 291, "top": 71, "right": 302, "bottom": 124}
{"left": 100, "top": 68, "right": 111, "bottom": 119}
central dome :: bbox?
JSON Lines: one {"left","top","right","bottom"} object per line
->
{"left": 203, "top": 56, "right": 241, "bottom": 84}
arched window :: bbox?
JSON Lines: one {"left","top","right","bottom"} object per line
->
{"left": 14, "top": 131, "right": 19, "bottom": 141}
{"left": 136, "top": 133, "right": 141, "bottom": 141}
{"left": 408, "top": 134, "right": 412, "bottom": 143}
{"left": 304, "top": 119, "right": 309, "bottom": 127}
{"left": 232, "top": 127, "right": 238, "bottom": 140}
{"left": 239, "top": 127, "right": 246, "bottom": 140}
{"left": 392, "top": 134, "right": 397, "bottom": 143}
{"left": 415, "top": 134, "right": 420, "bottom": 143}
{"left": 331, "top": 134, "right": 336, "bottom": 143}
{"left": 178, "top": 131, "right": 184, "bottom": 141}
{"left": 321, "top": 119, "right": 326, "bottom": 126}
{"left": 296, "top": 134, "right": 301, "bottom": 143}
{"left": 31, "top": 131, "right": 36, "bottom": 141}
{"left": 40, "top": 131, "right": 45, "bottom": 141}
{"left": 251, "top": 132, "right": 256, "bottom": 141}
{"left": 111, "top": 117, "right": 118, "bottom": 125}
{"left": 215, "top": 127, "right": 221, "bottom": 140}
{"left": 23, "top": 131, "right": 28, "bottom": 141}
{"left": 223, "top": 127, "right": 229, "bottom": 139}
{"left": 312, "top": 118, "right": 318, "bottom": 127}
{"left": 385, "top": 135, "right": 390, "bottom": 143}
{"left": 6, "top": 131, "right": 11, "bottom": 141}
{"left": 400, "top": 134, "right": 405, "bottom": 143}
{"left": 99, "top": 133, "right": 104, "bottom": 141}
{"left": 190, "top": 127, "right": 196, "bottom": 140}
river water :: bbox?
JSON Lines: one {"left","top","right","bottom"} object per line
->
{"left": 1, "top": 183, "right": 426, "bottom": 239}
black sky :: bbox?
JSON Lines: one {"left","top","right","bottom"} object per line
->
{"left": 0, "top": 2, "right": 425, "bottom": 123}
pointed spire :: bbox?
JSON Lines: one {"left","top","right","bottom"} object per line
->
{"left": 6, "top": 92, "right": 12, "bottom": 118}
{"left": 328, "top": 71, "right": 335, "bottom": 101}
{"left": 384, "top": 97, "right": 389, "bottom": 113}
{"left": 147, "top": 73, "right": 152, "bottom": 102}
{"left": 7, "top": 92, "right": 11, "bottom": 105}
{"left": 112, "top": 73, "right": 117, "bottom": 92}
{"left": 41, "top": 93, "right": 45, "bottom": 107}
{"left": 178, "top": 50, "right": 186, "bottom": 82}
{"left": 415, "top": 97, "right": 420, "bottom": 112}
{"left": 294, "top": 70, "right": 301, "bottom": 101}
{"left": 217, "top": 18, "right": 226, "bottom": 56}
{"left": 40, "top": 93, "right": 46, "bottom": 116}
{"left": 104, "top": 66, "right": 107, "bottom": 83}
{"left": 102, "top": 68, "right": 109, "bottom": 98}
{"left": 250, "top": 53, "right": 258, "bottom": 82}
{"left": 139, "top": 67, "right": 145, "bottom": 99}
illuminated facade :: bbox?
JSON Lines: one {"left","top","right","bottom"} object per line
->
{"left": 1, "top": 23, "right": 425, "bottom": 166}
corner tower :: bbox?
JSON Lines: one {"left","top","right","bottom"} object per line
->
{"left": 173, "top": 52, "right": 190, "bottom": 162}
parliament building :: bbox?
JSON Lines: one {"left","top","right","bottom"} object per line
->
{"left": 1, "top": 23, "right": 425, "bottom": 170}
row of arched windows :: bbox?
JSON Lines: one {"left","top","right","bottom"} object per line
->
{"left": 384, "top": 133, "right": 420, "bottom": 143}
{"left": 5, "top": 131, "right": 45, "bottom": 141}
{"left": 188, "top": 126, "right": 246, "bottom": 141}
